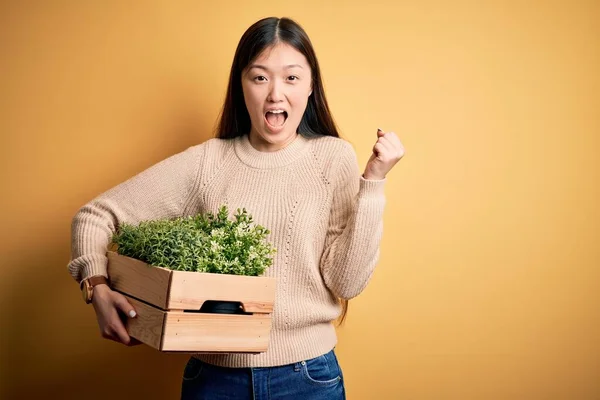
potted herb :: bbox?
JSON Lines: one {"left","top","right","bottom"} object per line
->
{"left": 106, "top": 205, "right": 277, "bottom": 353}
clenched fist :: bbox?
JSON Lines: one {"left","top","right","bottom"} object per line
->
{"left": 362, "top": 129, "right": 405, "bottom": 180}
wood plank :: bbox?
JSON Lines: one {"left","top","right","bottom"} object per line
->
{"left": 107, "top": 251, "right": 172, "bottom": 309}
{"left": 161, "top": 312, "right": 272, "bottom": 353}
{"left": 122, "top": 296, "right": 166, "bottom": 350}
{"left": 168, "top": 271, "right": 276, "bottom": 313}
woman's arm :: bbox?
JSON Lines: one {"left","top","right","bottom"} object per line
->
{"left": 319, "top": 142, "right": 387, "bottom": 299}
{"left": 67, "top": 143, "right": 206, "bottom": 284}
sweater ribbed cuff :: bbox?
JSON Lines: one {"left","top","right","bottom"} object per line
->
{"left": 359, "top": 176, "right": 386, "bottom": 198}
{"left": 69, "top": 254, "right": 109, "bottom": 284}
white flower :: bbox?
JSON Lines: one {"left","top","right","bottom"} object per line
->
{"left": 248, "top": 249, "right": 258, "bottom": 261}
{"left": 235, "top": 222, "right": 251, "bottom": 237}
{"left": 210, "top": 228, "right": 225, "bottom": 238}
{"left": 210, "top": 240, "right": 221, "bottom": 252}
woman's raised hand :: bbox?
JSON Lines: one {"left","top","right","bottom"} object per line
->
{"left": 362, "top": 128, "right": 405, "bottom": 180}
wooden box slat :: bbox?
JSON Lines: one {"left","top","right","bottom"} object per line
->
{"left": 123, "top": 296, "right": 165, "bottom": 349}
{"left": 107, "top": 251, "right": 276, "bottom": 312}
{"left": 107, "top": 251, "right": 171, "bottom": 309}
{"left": 162, "top": 309, "right": 271, "bottom": 353}
{"left": 168, "top": 271, "right": 275, "bottom": 313}
{"left": 123, "top": 296, "right": 272, "bottom": 352}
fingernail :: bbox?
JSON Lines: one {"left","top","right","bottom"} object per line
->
{"left": 129, "top": 310, "right": 137, "bottom": 318}
{"left": 378, "top": 128, "right": 383, "bottom": 132}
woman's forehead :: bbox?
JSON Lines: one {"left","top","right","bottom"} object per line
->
{"left": 251, "top": 43, "right": 310, "bottom": 69}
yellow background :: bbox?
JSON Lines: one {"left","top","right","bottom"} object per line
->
{"left": 1, "top": 1, "right": 598, "bottom": 399}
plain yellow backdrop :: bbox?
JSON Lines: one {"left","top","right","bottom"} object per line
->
{"left": 1, "top": 1, "right": 598, "bottom": 399}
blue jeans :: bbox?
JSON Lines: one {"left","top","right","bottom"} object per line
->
{"left": 180, "top": 349, "right": 346, "bottom": 399}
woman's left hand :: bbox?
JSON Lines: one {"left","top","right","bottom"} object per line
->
{"left": 362, "top": 129, "right": 405, "bottom": 180}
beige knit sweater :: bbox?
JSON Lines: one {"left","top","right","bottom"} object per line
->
{"left": 68, "top": 133, "right": 386, "bottom": 367}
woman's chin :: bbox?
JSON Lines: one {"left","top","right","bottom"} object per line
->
{"left": 250, "top": 126, "right": 297, "bottom": 151}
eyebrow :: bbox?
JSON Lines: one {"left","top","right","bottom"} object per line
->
{"left": 248, "top": 64, "right": 304, "bottom": 71}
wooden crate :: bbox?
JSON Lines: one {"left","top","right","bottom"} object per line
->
{"left": 106, "top": 251, "right": 276, "bottom": 353}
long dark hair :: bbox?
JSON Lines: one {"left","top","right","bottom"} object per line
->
{"left": 214, "top": 17, "right": 349, "bottom": 325}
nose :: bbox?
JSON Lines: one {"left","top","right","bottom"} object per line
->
{"left": 267, "top": 80, "right": 284, "bottom": 103}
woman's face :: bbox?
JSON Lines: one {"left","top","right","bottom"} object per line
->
{"left": 241, "top": 42, "right": 313, "bottom": 152}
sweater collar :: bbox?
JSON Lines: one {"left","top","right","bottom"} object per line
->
{"left": 234, "top": 133, "right": 310, "bottom": 169}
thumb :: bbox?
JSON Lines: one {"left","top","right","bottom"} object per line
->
{"left": 114, "top": 295, "right": 137, "bottom": 318}
{"left": 377, "top": 128, "right": 385, "bottom": 138}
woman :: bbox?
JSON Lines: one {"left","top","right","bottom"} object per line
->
{"left": 68, "top": 16, "right": 404, "bottom": 399}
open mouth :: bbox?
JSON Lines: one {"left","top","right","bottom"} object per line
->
{"left": 264, "top": 110, "right": 288, "bottom": 128}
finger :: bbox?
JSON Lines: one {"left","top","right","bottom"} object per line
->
{"left": 377, "top": 128, "right": 385, "bottom": 138}
{"left": 126, "top": 338, "right": 143, "bottom": 347}
{"left": 383, "top": 131, "right": 403, "bottom": 148}
{"left": 379, "top": 134, "right": 404, "bottom": 154}
{"left": 373, "top": 142, "right": 385, "bottom": 156}
{"left": 376, "top": 139, "right": 403, "bottom": 161}
{"left": 102, "top": 326, "right": 124, "bottom": 344}
{"left": 377, "top": 137, "right": 398, "bottom": 156}
{"left": 114, "top": 294, "right": 137, "bottom": 319}
{"left": 377, "top": 136, "right": 393, "bottom": 149}
{"left": 105, "top": 335, "right": 122, "bottom": 344}
{"left": 107, "top": 298, "right": 134, "bottom": 345}
{"left": 110, "top": 319, "right": 132, "bottom": 345}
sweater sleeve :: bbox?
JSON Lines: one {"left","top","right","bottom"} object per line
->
{"left": 319, "top": 142, "right": 387, "bottom": 299}
{"left": 67, "top": 143, "right": 205, "bottom": 284}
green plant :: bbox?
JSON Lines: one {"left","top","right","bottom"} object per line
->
{"left": 111, "top": 205, "right": 276, "bottom": 276}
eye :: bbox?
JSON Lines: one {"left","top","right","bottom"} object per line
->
{"left": 253, "top": 76, "right": 267, "bottom": 82}
{"left": 288, "top": 76, "right": 299, "bottom": 81}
